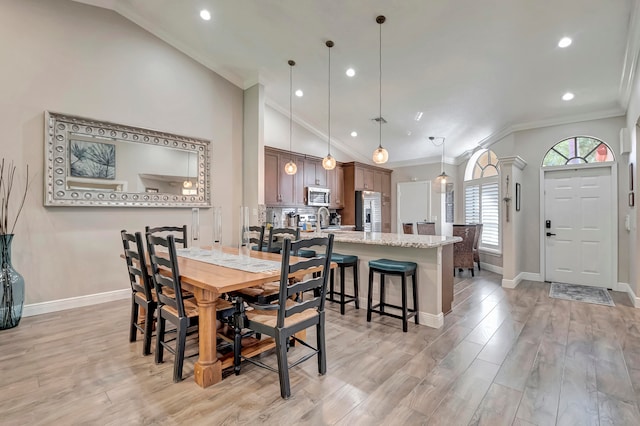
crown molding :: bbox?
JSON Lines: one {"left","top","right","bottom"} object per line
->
{"left": 265, "top": 98, "right": 372, "bottom": 164}
{"left": 619, "top": 0, "right": 640, "bottom": 109}
{"left": 498, "top": 156, "right": 527, "bottom": 170}
{"left": 109, "top": 2, "right": 247, "bottom": 88}
{"left": 478, "top": 107, "right": 626, "bottom": 150}
{"left": 386, "top": 155, "right": 456, "bottom": 169}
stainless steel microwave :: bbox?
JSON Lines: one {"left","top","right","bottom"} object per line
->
{"left": 307, "top": 187, "right": 331, "bottom": 206}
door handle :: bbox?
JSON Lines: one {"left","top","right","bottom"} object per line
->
{"left": 546, "top": 232, "right": 556, "bottom": 237}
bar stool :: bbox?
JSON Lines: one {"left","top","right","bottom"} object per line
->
{"left": 367, "top": 259, "right": 418, "bottom": 332}
{"left": 327, "top": 253, "right": 359, "bottom": 315}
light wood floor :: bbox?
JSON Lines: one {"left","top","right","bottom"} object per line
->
{"left": 2, "top": 271, "right": 640, "bottom": 425}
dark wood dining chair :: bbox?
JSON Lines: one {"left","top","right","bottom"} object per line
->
{"left": 145, "top": 225, "right": 188, "bottom": 248}
{"left": 453, "top": 225, "right": 476, "bottom": 277}
{"left": 416, "top": 222, "right": 436, "bottom": 235}
{"left": 233, "top": 234, "right": 334, "bottom": 399}
{"left": 249, "top": 225, "right": 266, "bottom": 252}
{"left": 146, "top": 233, "right": 200, "bottom": 382}
{"left": 473, "top": 224, "right": 483, "bottom": 270}
{"left": 402, "top": 223, "right": 414, "bottom": 234}
{"left": 266, "top": 227, "right": 300, "bottom": 253}
{"left": 121, "top": 230, "right": 156, "bottom": 356}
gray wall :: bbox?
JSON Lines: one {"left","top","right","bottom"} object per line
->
{"left": 0, "top": 0, "right": 244, "bottom": 304}
{"left": 484, "top": 116, "right": 628, "bottom": 281}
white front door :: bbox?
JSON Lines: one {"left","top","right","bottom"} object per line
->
{"left": 544, "top": 166, "right": 614, "bottom": 288}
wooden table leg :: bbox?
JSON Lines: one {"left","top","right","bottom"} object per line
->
{"left": 192, "top": 288, "right": 223, "bottom": 388}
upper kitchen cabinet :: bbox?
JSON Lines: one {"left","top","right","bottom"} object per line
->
{"left": 354, "top": 165, "right": 375, "bottom": 190}
{"left": 264, "top": 146, "right": 304, "bottom": 206}
{"left": 342, "top": 162, "right": 392, "bottom": 226}
{"left": 302, "top": 157, "right": 327, "bottom": 188}
{"left": 264, "top": 149, "right": 280, "bottom": 205}
{"left": 327, "top": 164, "right": 344, "bottom": 208}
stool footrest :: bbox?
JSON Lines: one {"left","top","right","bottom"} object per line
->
{"left": 327, "top": 294, "right": 358, "bottom": 304}
{"left": 369, "top": 309, "right": 417, "bottom": 321}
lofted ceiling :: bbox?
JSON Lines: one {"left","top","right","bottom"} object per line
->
{"left": 75, "top": 0, "right": 636, "bottom": 166}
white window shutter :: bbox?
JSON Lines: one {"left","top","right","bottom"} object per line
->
{"left": 481, "top": 182, "right": 499, "bottom": 247}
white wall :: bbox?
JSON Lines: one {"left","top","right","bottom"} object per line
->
{"left": 0, "top": 0, "right": 243, "bottom": 304}
{"left": 264, "top": 105, "right": 352, "bottom": 161}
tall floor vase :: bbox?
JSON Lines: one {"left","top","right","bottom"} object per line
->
{"left": 0, "top": 234, "right": 24, "bottom": 330}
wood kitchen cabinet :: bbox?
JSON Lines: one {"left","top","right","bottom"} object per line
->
{"left": 327, "top": 164, "right": 344, "bottom": 208}
{"left": 303, "top": 158, "right": 327, "bottom": 188}
{"left": 342, "top": 162, "right": 392, "bottom": 227}
{"left": 264, "top": 146, "right": 305, "bottom": 206}
{"left": 264, "top": 150, "right": 280, "bottom": 205}
{"left": 354, "top": 166, "right": 375, "bottom": 191}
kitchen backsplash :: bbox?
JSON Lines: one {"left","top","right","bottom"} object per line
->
{"left": 265, "top": 206, "right": 336, "bottom": 227}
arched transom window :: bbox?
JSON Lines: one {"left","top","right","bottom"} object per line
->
{"left": 472, "top": 150, "right": 499, "bottom": 179}
{"left": 542, "top": 136, "right": 614, "bottom": 167}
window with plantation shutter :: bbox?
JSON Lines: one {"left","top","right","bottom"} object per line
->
{"left": 464, "top": 149, "right": 501, "bottom": 251}
{"left": 480, "top": 182, "right": 499, "bottom": 247}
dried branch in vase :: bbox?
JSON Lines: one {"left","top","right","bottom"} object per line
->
{"left": 0, "top": 159, "right": 30, "bottom": 236}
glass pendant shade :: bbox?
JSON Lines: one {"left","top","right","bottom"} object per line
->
{"left": 435, "top": 171, "right": 448, "bottom": 184}
{"left": 372, "top": 146, "right": 389, "bottom": 164}
{"left": 284, "top": 161, "right": 297, "bottom": 175}
{"left": 322, "top": 154, "right": 336, "bottom": 170}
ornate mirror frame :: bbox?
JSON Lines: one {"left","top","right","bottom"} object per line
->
{"left": 44, "top": 112, "right": 211, "bottom": 208}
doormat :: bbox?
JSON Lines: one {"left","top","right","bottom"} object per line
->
{"left": 549, "top": 282, "right": 615, "bottom": 307}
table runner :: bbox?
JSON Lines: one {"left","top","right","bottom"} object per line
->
{"left": 176, "top": 248, "right": 282, "bottom": 274}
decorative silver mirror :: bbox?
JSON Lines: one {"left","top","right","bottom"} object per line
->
{"left": 44, "top": 112, "right": 211, "bottom": 207}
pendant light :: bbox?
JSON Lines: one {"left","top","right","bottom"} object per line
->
{"left": 322, "top": 40, "right": 337, "bottom": 171}
{"left": 372, "top": 15, "right": 389, "bottom": 165}
{"left": 183, "top": 151, "right": 193, "bottom": 188}
{"left": 284, "top": 60, "right": 298, "bottom": 175}
{"left": 430, "top": 136, "right": 448, "bottom": 189}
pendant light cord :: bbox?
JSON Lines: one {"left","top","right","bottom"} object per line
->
{"left": 328, "top": 42, "right": 332, "bottom": 155}
{"left": 289, "top": 61, "right": 293, "bottom": 162}
{"left": 378, "top": 18, "right": 382, "bottom": 150}
{"left": 442, "top": 139, "right": 445, "bottom": 173}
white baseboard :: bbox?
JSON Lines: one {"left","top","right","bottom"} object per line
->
{"left": 480, "top": 263, "right": 503, "bottom": 275}
{"left": 520, "top": 272, "right": 543, "bottom": 282}
{"left": 502, "top": 274, "right": 521, "bottom": 289}
{"left": 618, "top": 282, "right": 640, "bottom": 308}
{"left": 419, "top": 312, "right": 444, "bottom": 328}
{"left": 23, "top": 289, "right": 130, "bottom": 317}
{"left": 502, "top": 271, "right": 544, "bottom": 289}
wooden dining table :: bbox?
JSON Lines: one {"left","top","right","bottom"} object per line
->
{"left": 163, "top": 246, "right": 332, "bottom": 389}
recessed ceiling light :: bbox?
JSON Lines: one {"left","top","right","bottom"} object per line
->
{"left": 295, "top": 89, "right": 303, "bottom": 97}
{"left": 199, "top": 9, "right": 211, "bottom": 21}
{"left": 414, "top": 112, "right": 423, "bottom": 122}
{"left": 346, "top": 68, "right": 356, "bottom": 77}
{"left": 350, "top": 131, "right": 358, "bottom": 137}
{"left": 562, "top": 92, "right": 575, "bottom": 101}
{"left": 558, "top": 37, "right": 572, "bottom": 48}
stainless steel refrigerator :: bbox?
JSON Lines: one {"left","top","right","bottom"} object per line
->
{"left": 355, "top": 190, "right": 382, "bottom": 232}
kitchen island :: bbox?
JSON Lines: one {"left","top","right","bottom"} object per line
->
{"left": 304, "top": 230, "right": 461, "bottom": 328}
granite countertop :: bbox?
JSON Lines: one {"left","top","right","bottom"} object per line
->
{"left": 301, "top": 230, "right": 461, "bottom": 249}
